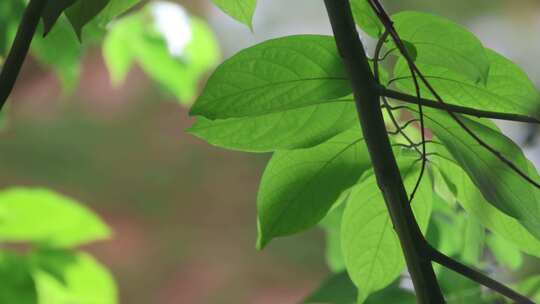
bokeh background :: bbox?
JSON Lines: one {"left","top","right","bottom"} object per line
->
{"left": 2, "top": 0, "right": 540, "bottom": 303}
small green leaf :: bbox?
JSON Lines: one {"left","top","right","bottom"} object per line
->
{"left": 66, "top": 0, "right": 110, "bottom": 38}
{"left": 302, "top": 272, "right": 357, "bottom": 304}
{"left": 0, "top": 188, "right": 111, "bottom": 248}
{"left": 393, "top": 48, "right": 540, "bottom": 118}
{"left": 486, "top": 234, "right": 523, "bottom": 270}
{"left": 256, "top": 128, "right": 370, "bottom": 249}
{"left": 422, "top": 109, "right": 540, "bottom": 239}
{"left": 341, "top": 161, "right": 433, "bottom": 299}
{"left": 0, "top": 253, "right": 37, "bottom": 304}
{"left": 190, "top": 35, "right": 351, "bottom": 119}
{"left": 42, "top": 0, "right": 77, "bottom": 35}
{"left": 95, "top": 0, "right": 141, "bottom": 25}
{"left": 211, "top": 0, "right": 256, "bottom": 30}
{"left": 391, "top": 11, "right": 489, "bottom": 83}
{"left": 350, "top": 0, "right": 383, "bottom": 38}
{"left": 434, "top": 157, "right": 540, "bottom": 258}
{"left": 103, "top": 3, "right": 219, "bottom": 103}
{"left": 33, "top": 252, "right": 117, "bottom": 304}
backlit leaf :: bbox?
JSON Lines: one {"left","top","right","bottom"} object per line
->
{"left": 211, "top": 0, "right": 256, "bottom": 30}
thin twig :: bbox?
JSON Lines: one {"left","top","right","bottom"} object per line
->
{"left": 0, "top": 0, "right": 46, "bottom": 112}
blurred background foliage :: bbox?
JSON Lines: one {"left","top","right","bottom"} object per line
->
{"left": 0, "top": 0, "right": 540, "bottom": 303}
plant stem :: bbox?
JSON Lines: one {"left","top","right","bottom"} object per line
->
{"left": 323, "top": 1, "right": 445, "bottom": 303}
{"left": 429, "top": 246, "right": 534, "bottom": 303}
{"left": 0, "top": 0, "right": 46, "bottom": 112}
{"left": 381, "top": 87, "right": 540, "bottom": 124}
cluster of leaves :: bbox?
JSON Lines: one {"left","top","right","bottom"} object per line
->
{"left": 0, "top": 0, "right": 219, "bottom": 103}
{"left": 0, "top": 187, "right": 116, "bottom": 304}
{"left": 191, "top": 1, "right": 540, "bottom": 303}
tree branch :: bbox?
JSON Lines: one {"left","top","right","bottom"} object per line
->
{"left": 429, "top": 246, "right": 534, "bottom": 303}
{"left": 0, "top": 0, "right": 46, "bottom": 112}
{"left": 381, "top": 87, "right": 540, "bottom": 124}
{"left": 323, "top": 1, "right": 445, "bottom": 303}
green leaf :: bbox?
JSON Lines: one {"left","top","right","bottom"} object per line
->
{"left": 319, "top": 197, "right": 349, "bottom": 273}
{"left": 42, "top": 0, "right": 77, "bottom": 35}
{"left": 32, "top": 16, "right": 82, "bottom": 92}
{"left": 391, "top": 11, "right": 489, "bottom": 83}
{"left": 95, "top": 0, "right": 141, "bottom": 26}
{"left": 33, "top": 252, "right": 117, "bottom": 304}
{"left": 302, "top": 272, "right": 357, "bottom": 304}
{"left": 341, "top": 161, "right": 433, "bottom": 300}
{"left": 350, "top": 0, "right": 383, "bottom": 38}
{"left": 0, "top": 253, "right": 37, "bottom": 304}
{"left": 66, "top": 0, "right": 110, "bottom": 38}
{"left": 103, "top": 3, "right": 219, "bottom": 103}
{"left": 188, "top": 101, "right": 357, "bottom": 152}
{"left": 517, "top": 276, "right": 540, "bottom": 303}
{"left": 190, "top": 35, "right": 351, "bottom": 119}
{"left": 256, "top": 128, "right": 370, "bottom": 249}
{"left": 393, "top": 48, "right": 540, "bottom": 118}
{"left": 433, "top": 157, "right": 540, "bottom": 258}
{"left": 486, "top": 234, "right": 523, "bottom": 270}
{"left": 461, "top": 216, "right": 485, "bottom": 265}
{"left": 421, "top": 109, "right": 540, "bottom": 239}
{"left": 438, "top": 265, "right": 482, "bottom": 304}
{"left": 211, "top": 0, "right": 256, "bottom": 30}
{"left": 0, "top": 188, "right": 111, "bottom": 248}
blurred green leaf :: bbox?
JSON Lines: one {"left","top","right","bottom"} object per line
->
{"left": 434, "top": 154, "right": 540, "bottom": 258}
{"left": 66, "top": 0, "right": 110, "bottom": 38}
{"left": 422, "top": 109, "right": 540, "bottom": 239}
{"left": 103, "top": 2, "right": 219, "bottom": 103}
{"left": 486, "top": 234, "right": 523, "bottom": 270}
{"left": 211, "top": 0, "right": 256, "bottom": 30}
{"left": 256, "top": 128, "right": 370, "bottom": 249}
{"left": 302, "top": 272, "right": 357, "bottom": 304}
{"left": 461, "top": 216, "right": 485, "bottom": 265}
{"left": 42, "top": 0, "right": 77, "bottom": 35}
{"left": 341, "top": 161, "right": 432, "bottom": 301}
{"left": 0, "top": 188, "right": 111, "bottom": 248}
{"left": 438, "top": 265, "right": 482, "bottom": 304}
{"left": 0, "top": 253, "right": 37, "bottom": 304}
{"left": 189, "top": 35, "right": 351, "bottom": 119}
{"left": 391, "top": 11, "right": 489, "bottom": 83}
{"left": 33, "top": 252, "right": 117, "bottom": 304}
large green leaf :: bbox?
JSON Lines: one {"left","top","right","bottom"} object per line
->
{"left": 256, "top": 128, "right": 370, "bottom": 249}
{"left": 188, "top": 100, "right": 357, "bottom": 152}
{"left": 0, "top": 188, "right": 111, "bottom": 248}
{"left": 190, "top": 35, "right": 351, "bottom": 119}
{"left": 211, "top": 0, "right": 256, "bottom": 30}
{"left": 350, "top": 0, "right": 383, "bottom": 38}
{"left": 391, "top": 11, "right": 489, "bottom": 83}
{"left": 434, "top": 156, "right": 540, "bottom": 258}
{"left": 423, "top": 110, "right": 540, "bottom": 239}
{"left": 341, "top": 162, "right": 433, "bottom": 301}
{"left": 32, "top": 252, "right": 117, "bottom": 304}
{"left": 393, "top": 48, "right": 540, "bottom": 118}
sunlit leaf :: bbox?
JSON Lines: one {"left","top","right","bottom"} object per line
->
{"left": 341, "top": 161, "right": 433, "bottom": 300}
{"left": 393, "top": 48, "right": 540, "bottom": 118}
{"left": 33, "top": 252, "right": 117, "bottom": 304}
{"left": 0, "top": 188, "right": 111, "bottom": 248}
{"left": 190, "top": 35, "right": 351, "bottom": 119}
{"left": 433, "top": 156, "right": 540, "bottom": 258}
{"left": 391, "top": 11, "right": 489, "bottom": 83}
{"left": 486, "top": 234, "right": 523, "bottom": 270}
{"left": 256, "top": 128, "right": 370, "bottom": 249}
{"left": 211, "top": 0, "right": 256, "bottom": 30}
{"left": 421, "top": 109, "right": 540, "bottom": 239}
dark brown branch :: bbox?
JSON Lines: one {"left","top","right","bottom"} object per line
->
{"left": 324, "top": 1, "right": 445, "bottom": 303}
{"left": 0, "top": 0, "right": 46, "bottom": 112}
{"left": 381, "top": 87, "right": 540, "bottom": 124}
{"left": 429, "top": 246, "right": 534, "bottom": 303}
